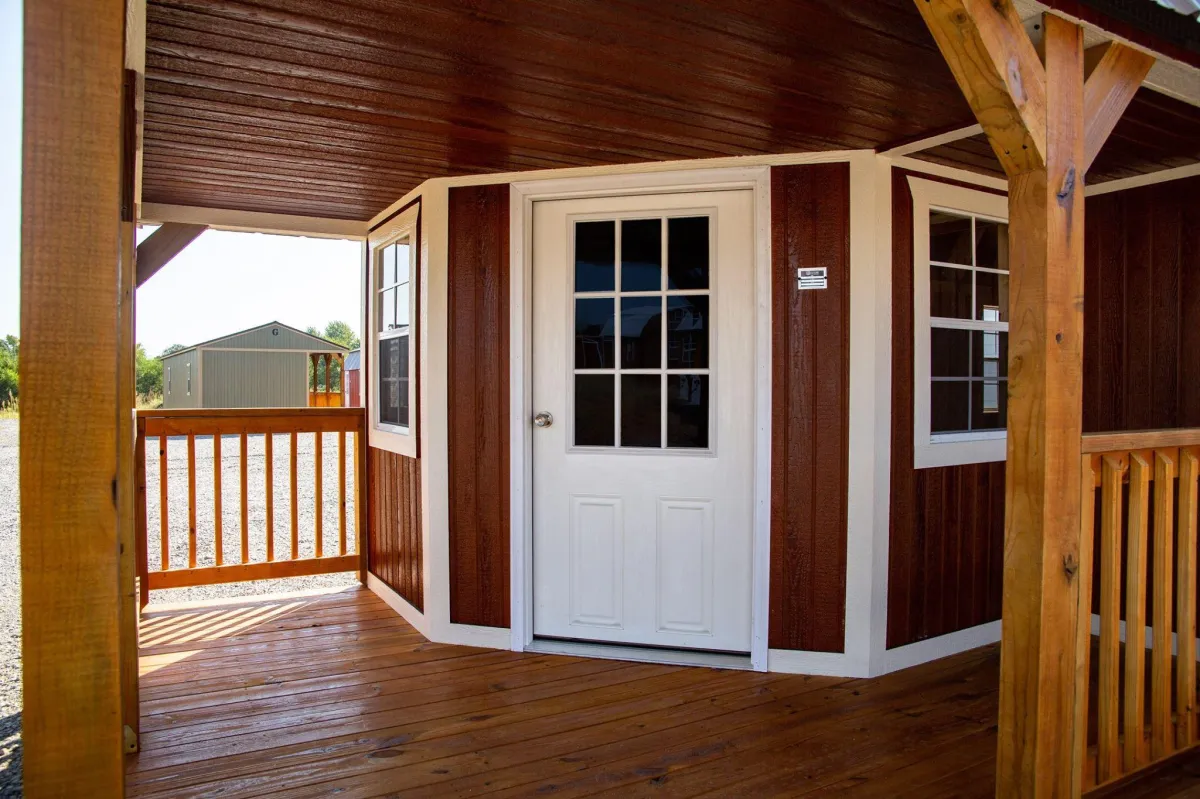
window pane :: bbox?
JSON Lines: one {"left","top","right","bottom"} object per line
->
{"left": 667, "top": 374, "right": 708, "bottom": 448}
{"left": 975, "top": 271, "right": 1009, "bottom": 322}
{"left": 621, "top": 375, "right": 661, "bottom": 447}
{"left": 668, "top": 217, "right": 709, "bottom": 290}
{"left": 394, "top": 242, "right": 410, "bottom": 285}
{"left": 930, "top": 211, "right": 973, "bottom": 264}
{"left": 667, "top": 295, "right": 708, "bottom": 369}
{"left": 975, "top": 220, "right": 1008, "bottom": 270}
{"left": 972, "top": 379, "right": 1007, "bottom": 430}
{"left": 930, "top": 265, "right": 972, "bottom": 319}
{"left": 931, "top": 380, "right": 970, "bottom": 434}
{"left": 972, "top": 330, "right": 1008, "bottom": 378}
{"left": 383, "top": 244, "right": 397, "bottom": 285}
{"left": 575, "top": 298, "right": 615, "bottom": 369}
{"left": 621, "top": 218, "right": 662, "bottom": 291}
{"left": 380, "top": 287, "right": 396, "bottom": 332}
{"left": 396, "top": 335, "right": 410, "bottom": 427}
{"left": 378, "top": 337, "right": 404, "bottom": 427}
{"left": 396, "top": 283, "right": 410, "bottom": 327}
{"left": 575, "top": 375, "right": 615, "bottom": 446}
{"left": 621, "top": 297, "right": 662, "bottom": 369}
{"left": 575, "top": 221, "right": 615, "bottom": 292}
{"left": 931, "top": 327, "right": 970, "bottom": 377}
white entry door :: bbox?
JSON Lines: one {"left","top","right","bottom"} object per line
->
{"left": 532, "top": 189, "right": 756, "bottom": 653}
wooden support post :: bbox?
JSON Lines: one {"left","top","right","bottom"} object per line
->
{"left": 21, "top": 0, "right": 127, "bottom": 793}
{"left": 912, "top": 2, "right": 1153, "bottom": 796}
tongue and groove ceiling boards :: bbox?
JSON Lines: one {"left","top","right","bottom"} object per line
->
{"left": 141, "top": 0, "right": 1200, "bottom": 221}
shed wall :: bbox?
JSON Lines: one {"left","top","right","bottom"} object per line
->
{"left": 161, "top": 351, "right": 199, "bottom": 409}
{"left": 201, "top": 350, "right": 308, "bottom": 408}
{"left": 205, "top": 324, "right": 344, "bottom": 351}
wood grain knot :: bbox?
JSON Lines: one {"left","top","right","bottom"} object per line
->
{"left": 1063, "top": 553, "right": 1079, "bottom": 581}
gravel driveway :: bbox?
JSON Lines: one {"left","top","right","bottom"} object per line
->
{"left": 0, "top": 419, "right": 360, "bottom": 795}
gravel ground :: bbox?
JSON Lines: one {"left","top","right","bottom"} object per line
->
{"left": 0, "top": 419, "right": 20, "bottom": 798}
{"left": 0, "top": 419, "right": 359, "bottom": 796}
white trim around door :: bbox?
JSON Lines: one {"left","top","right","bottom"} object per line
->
{"left": 508, "top": 166, "right": 773, "bottom": 671}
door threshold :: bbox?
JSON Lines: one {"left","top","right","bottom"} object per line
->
{"left": 526, "top": 638, "right": 753, "bottom": 671}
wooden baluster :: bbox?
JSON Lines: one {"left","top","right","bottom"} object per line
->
{"left": 1125, "top": 451, "right": 1151, "bottom": 772}
{"left": 240, "top": 432, "right": 249, "bottom": 564}
{"left": 1074, "top": 454, "right": 1099, "bottom": 794}
{"left": 355, "top": 428, "right": 366, "bottom": 584}
{"left": 1179, "top": 448, "right": 1200, "bottom": 749}
{"left": 290, "top": 430, "right": 299, "bottom": 559}
{"left": 186, "top": 433, "right": 197, "bottom": 569}
{"left": 315, "top": 431, "right": 323, "bottom": 558}
{"left": 1098, "top": 454, "right": 1126, "bottom": 783}
{"left": 338, "top": 430, "right": 347, "bottom": 556}
{"left": 1151, "top": 449, "right": 1176, "bottom": 761}
{"left": 158, "top": 431, "right": 169, "bottom": 571}
{"left": 213, "top": 434, "right": 222, "bottom": 566}
{"left": 265, "top": 432, "right": 274, "bottom": 562}
{"left": 135, "top": 418, "right": 149, "bottom": 609}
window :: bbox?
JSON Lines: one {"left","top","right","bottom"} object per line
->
{"left": 368, "top": 203, "right": 419, "bottom": 457}
{"left": 910, "top": 177, "right": 1009, "bottom": 469}
{"left": 571, "top": 214, "right": 712, "bottom": 450}
{"left": 186, "top": 362, "right": 192, "bottom": 396}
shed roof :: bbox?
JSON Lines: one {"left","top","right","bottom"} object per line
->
{"left": 344, "top": 350, "right": 361, "bottom": 371}
{"left": 165, "top": 321, "right": 350, "bottom": 357}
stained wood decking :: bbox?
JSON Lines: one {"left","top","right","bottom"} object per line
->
{"left": 127, "top": 587, "right": 1199, "bottom": 798}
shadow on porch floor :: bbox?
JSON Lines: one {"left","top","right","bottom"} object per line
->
{"left": 126, "top": 586, "right": 1200, "bottom": 798}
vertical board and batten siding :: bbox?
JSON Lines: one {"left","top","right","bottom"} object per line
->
{"left": 887, "top": 169, "right": 1200, "bottom": 650}
{"left": 368, "top": 448, "right": 424, "bottom": 611}
{"left": 447, "top": 184, "right": 511, "bottom": 628}
{"left": 365, "top": 198, "right": 425, "bottom": 611}
{"left": 1083, "top": 176, "right": 1200, "bottom": 433}
{"left": 768, "top": 163, "right": 851, "bottom": 653}
{"left": 201, "top": 350, "right": 308, "bottom": 408}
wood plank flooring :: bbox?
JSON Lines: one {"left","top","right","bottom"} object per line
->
{"left": 126, "top": 586, "right": 1200, "bottom": 798}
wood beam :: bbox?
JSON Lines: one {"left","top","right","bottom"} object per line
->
{"left": 1082, "top": 42, "right": 1155, "bottom": 172}
{"left": 135, "top": 221, "right": 205, "bottom": 286}
{"left": 21, "top": 0, "right": 126, "bottom": 795}
{"left": 913, "top": 0, "right": 1048, "bottom": 175}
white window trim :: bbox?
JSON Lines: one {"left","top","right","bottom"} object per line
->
{"left": 368, "top": 204, "right": 420, "bottom": 458}
{"left": 910, "top": 176, "right": 1009, "bottom": 469}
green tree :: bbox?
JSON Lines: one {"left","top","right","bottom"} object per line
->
{"left": 135, "top": 344, "right": 163, "bottom": 397}
{"left": 161, "top": 343, "right": 186, "bottom": 357}
{"left": 0, "top": 335, "right": 18, "bottom": 405}
{"left": 321, "top": 320, "right": 360, "bottom": 350}
{"left": 306, "top": 321, "right": 359, "bottom": 391}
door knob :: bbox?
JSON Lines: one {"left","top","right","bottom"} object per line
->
{"left": 533, "top": 411, "right": 554, "bottom": 428}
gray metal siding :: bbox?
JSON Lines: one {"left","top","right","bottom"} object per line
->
{"left": 206, "top": 324, "right": 344, "bottom": 351}
{"left": 201, "top": 350, "right": 308, "bottom": 408}
{"left": 161, "top": 351, "right": 200, "bottom": 409}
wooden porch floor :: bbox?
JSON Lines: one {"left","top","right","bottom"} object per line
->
{"left": 127, "top": 587, "right": 1200, "bottom": 798}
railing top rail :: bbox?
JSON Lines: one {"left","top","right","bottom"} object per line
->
{"left": 137, "top": 407, "right": 363, "bottom": 419}
{"left": 1082, "top": 427, "right": 1200, "bottom": 454}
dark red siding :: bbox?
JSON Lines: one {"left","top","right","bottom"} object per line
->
{"left": 368, "top": 448, "right": 423, "bottom": 611}
{"left": 768, "top": 163, "right": 851, "bottom": 653}
{"left": 447, "top": 184, "right": 511, "bottom": 628}
{"left": 345, "top": 368, "right": 360, "bottom": 408}
{"left": 888, "top": 171, "right": 1200, "bottom": 650}
{"left": 1083, "top": 176, "right": 1200, "bottom": 433}
{"left": 887, "top": 168, "right": 1006, "bottom": 650}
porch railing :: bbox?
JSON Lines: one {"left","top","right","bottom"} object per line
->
{"left": 1077, "top": 429, "right": 1200, "bottom": 793}
{"left": 135, "top": 407, "right": 366, "bottom": 607}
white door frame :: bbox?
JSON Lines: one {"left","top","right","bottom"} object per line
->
{"left": 508, "top": 167, "right": 773, "bottom": 670}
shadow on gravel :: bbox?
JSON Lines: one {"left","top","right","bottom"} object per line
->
{"left": 0, "top": 711, "right": 20, "bottom": 798}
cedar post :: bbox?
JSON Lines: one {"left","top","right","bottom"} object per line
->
{"left": 21, "top": 0, "right": 127, "bottom": 794}
{"left": 911, "top": 2, "right": 1152, "bottom": 796}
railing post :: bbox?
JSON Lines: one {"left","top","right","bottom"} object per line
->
{"left": 135, "top": 416, "right": 149, "bottom": 610}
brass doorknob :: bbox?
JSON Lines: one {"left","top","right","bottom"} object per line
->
{"left": 533, "top": 411, "right": 553, "bottom": 428}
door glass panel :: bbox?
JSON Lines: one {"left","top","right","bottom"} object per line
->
{"left": 667, "top": 296, "right": 708, "bottom": 369}
{"left": 574, "top": 375, "right": 615, "bottom": 447}
{"left": 930, "top": 265, "right": 972, "bottom": 319}
{"left": 667, "top": 374, "right": 708, "bottom": 448}
{"left": 621, "top": 218, "right": 662, "bottom": 291}
{"left": 575, "top": 221, "right": 616, "bottom": 292}
{"left": 575, "top": 298, "right": 615, "bottom": 368}
{"left": 620, "top": 297, "right": 662, "bottom": 369}
{"left": 621, "top": 375, "right": 661, "bottom": 447}
{"left": 668, "top": 217, "right": 709, "bottom": 290}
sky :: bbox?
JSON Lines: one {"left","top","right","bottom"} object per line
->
{"left": 0, "top": 0, "right": 363, "bottom": 357}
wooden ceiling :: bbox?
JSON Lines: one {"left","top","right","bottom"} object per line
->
{"left": 141, "top": 0, "right": 1200, "bottom": 221}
